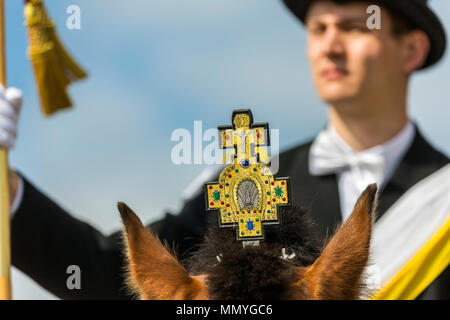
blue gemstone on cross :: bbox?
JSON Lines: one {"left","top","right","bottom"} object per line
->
{"left": 246, "top": 220, "right": 254, "bottom": 231}
{"left": 241, "top": 159, "right": 250, "bottom": 168}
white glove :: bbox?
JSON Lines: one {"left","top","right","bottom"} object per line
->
{"left": 0, "top": 85, "right": 22, "bottom": 149}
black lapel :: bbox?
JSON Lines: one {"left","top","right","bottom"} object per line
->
{"left": 277, "top": 126, "right": 449, "bottom": 240}
{"left": 278, "top": 141, "right": 342, "bottom": 241}
{"left": 376, "top": 126, "right": 449, "bottom": 221}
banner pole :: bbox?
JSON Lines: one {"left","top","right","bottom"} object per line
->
{"left": 0, "top": 0, "right": 12, "bottom": 301}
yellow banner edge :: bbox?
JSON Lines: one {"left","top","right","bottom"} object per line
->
{"left": 372, "top": 217, "right": 450, "bottom": 300}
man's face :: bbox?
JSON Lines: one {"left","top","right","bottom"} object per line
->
{"left": 306, "top": 1, "right": 405, "bottom": 106}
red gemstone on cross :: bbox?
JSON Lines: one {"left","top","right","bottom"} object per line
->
{"left": 210, "top": 202, "right": 214, "bottom": 205}
{"left": 209, "top": 186, "right": 212, "bottom": 189}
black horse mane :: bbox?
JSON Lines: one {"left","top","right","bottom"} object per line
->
{"left": 185, "top": 204, "right": 322, "bottom": 300}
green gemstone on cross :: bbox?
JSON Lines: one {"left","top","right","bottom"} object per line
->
{"left": 213, "top": 191, "right": 221, "bottom": 201}
{"left": 275, "top": 187, "right": 283, "bottom": 197}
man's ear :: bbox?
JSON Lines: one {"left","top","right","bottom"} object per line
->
{"left": 290, "top": 184, "right": 378, "bottom": 299}
{"left": 401, "top": 30, "right": 430, "bottom": 74}
{"left": 118, "top": 202, "right": 208, "bottom": 300}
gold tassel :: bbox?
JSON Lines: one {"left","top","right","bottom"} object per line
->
{"left": 24, "top": 0, "right": 87, "bottom": 116}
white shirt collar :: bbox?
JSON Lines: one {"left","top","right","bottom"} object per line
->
{"left": 326, "top": 121, "right": 416, "bottom": 188}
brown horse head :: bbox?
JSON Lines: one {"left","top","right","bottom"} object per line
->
{"left": 119, "top": 184, "right": 377, "bottom": 300}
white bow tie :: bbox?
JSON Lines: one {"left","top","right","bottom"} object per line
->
{"left": 309, "top": 129, "right": 386, "bottom": 190}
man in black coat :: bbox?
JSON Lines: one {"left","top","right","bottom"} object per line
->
{"left": 5, "top": 0, "right": 450, "bottom": 299}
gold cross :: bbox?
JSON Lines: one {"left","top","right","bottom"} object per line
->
{"left": 205, "top": 110, "right": 291, "bottom": 241}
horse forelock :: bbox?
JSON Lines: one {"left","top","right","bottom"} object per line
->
{"left": 185, "top": 204, "right": 322, "bottom": 299}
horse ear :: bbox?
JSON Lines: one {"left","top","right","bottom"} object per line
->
{"left": 118, "top": 202, "right": 209, "bottom": 300}
{"left": 290, "top": 184, "right": 378, "bottom": 299}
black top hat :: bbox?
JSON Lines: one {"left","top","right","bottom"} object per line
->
{"left": 282, "top": 0, "right": 447, "bottom": 69}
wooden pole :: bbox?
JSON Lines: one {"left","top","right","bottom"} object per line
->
{"left": 0, "top": 0, "right": 12, "bottom": 300}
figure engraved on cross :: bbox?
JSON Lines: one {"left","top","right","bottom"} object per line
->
{"left": 205, "top": 110, "right": 291, "bottom": 244}
{"left": 218, "top": 110, "right": 269, "bottom": 166}
{"left": 236, "top": 129, "right": 253, "bottom": 160}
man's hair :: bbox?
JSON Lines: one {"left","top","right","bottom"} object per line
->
{"left": 389, "top": 9, "right": 415, "bottom": 37}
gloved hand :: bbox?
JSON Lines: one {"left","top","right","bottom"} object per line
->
{"left": 0, "top": 84, "right": 22, "bottom": 150}
{"left": 0, "top": 85, "right": 23, "bottom": 212}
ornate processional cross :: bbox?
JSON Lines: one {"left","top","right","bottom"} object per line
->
{"left": 205, "top": 110, "right": 291, "bottom": 242}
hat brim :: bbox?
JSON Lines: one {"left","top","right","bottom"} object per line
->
{"left": 282, "top": 0, "right": 447, "bottom": 69}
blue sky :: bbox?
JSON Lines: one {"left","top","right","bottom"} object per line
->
{"left": 4, "top": 0, "right": 450, "bottom": 299}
